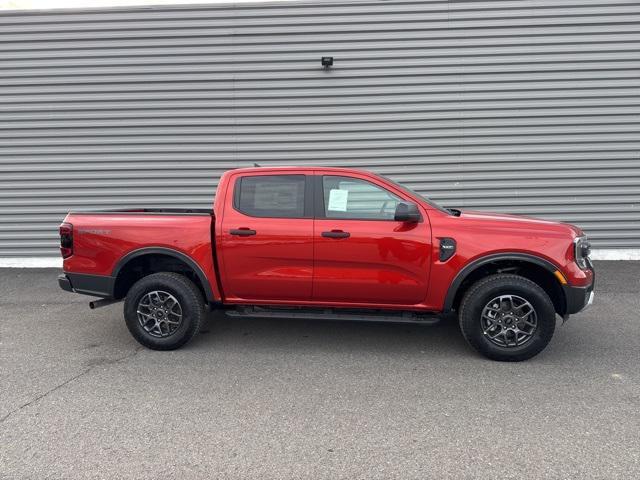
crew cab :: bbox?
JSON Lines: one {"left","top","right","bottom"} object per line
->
{"left": 58, "top": 167, "right": 594, "bottom": 361}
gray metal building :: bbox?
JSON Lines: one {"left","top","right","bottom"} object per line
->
{"left": 1, "top": 0, "right": 639, "bottom": 258}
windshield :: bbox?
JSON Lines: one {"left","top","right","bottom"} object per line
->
{"left": 379, "top": 175, "right": 453, "bottom": 215}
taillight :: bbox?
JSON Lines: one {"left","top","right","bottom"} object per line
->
{"left": 59, "top": 223, "right": 73, "bottom": 258}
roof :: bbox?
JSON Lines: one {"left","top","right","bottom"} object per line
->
{"left": 228, "top": 166, "right": 373, "bottom": 176}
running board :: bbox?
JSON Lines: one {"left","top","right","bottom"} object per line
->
{"left": 225, "top": 306, "right": 441, "bottom": 325}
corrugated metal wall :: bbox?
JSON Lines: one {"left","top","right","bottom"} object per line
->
{"left": 1, "top": 0, "right": 639, "bottom": 257}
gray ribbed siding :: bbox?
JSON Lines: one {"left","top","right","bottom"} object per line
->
{"left": 0, "top": 0, "right": 639, "bottom": 256}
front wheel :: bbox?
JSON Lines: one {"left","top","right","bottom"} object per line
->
{"left": 458, "top": 274, "right": 556, "bottom": 361}
{"left": 124, "top": 272, "right": 204, "bottom": 350}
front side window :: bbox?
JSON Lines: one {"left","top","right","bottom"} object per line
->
{"left": 235, "top": 175, "right": 306, "bottom": 218}
{"left": 322, "top": 175, "right": 402, "bottom": 220}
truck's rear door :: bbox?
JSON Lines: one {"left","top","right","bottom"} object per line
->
{"left": 217, "top": 172, "right": 314, "bottom": 302}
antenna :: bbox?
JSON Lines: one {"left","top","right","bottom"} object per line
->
{"left": 253, "top": 163, "right": 260, "bottom": 167}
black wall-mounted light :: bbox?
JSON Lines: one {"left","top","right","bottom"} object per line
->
{"left": 321, "top": 56, "right": 333, "bottom": 68}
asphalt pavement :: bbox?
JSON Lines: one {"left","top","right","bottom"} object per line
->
{"left": 1, "top": 261, "right": 639, "bottom": 479}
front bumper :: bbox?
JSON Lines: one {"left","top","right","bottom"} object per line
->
{"left": 562, "top": 267, "right": 595, "bottom": 315}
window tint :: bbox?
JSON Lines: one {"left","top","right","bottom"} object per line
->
{"left": 322, "top": 176, "right": 402, "bottom": 220}
{"left": 236, "top": 175, "right": 306, "bottom": 218}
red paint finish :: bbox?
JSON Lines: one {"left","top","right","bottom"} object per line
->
{"left": 215, "top": 168, "right": 314, "bottom": 302}
{"left": 217, "top": 218, "right": 314, "bottom": 301}
{"left": 423, "top": 209, "right": 593, "bottom": 310}
{"left": 312, "top": 170, "right": 431, "bottom": 306}
{"left": 62, "top": 166, "right": 593, "bottom": 313}
{"left": 62, "top": 213, "right": 221, "bottom": 300}
{"left": 313, "top": 219, "right": 431, "bottom": 304}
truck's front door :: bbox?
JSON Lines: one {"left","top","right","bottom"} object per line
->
{"left": 219, "top": 173, "right": 314, "bottom": 302}
{"left": 312, "top": 174, "right": 431, "bottom": 306}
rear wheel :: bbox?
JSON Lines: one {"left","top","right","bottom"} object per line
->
{"left": 458, "top": 274, "right": 556, "bottom": 361}
{"left": 124, "top": 272, "right": 204, "bottom": 350}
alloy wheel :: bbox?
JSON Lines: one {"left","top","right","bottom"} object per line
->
{"left": 480, "top": 294, "right": 538, "bottom": 348}
{"left": 136, "top": 290, "right": 183, "bottom": 338}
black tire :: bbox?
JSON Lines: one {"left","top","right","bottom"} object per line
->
{"left": 124, "top": 272, "right": 204, "bottom": 350}
{"left": 458, "top": 274, "right": 556, "bottom": 362}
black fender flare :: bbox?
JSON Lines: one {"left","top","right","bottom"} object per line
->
{"left": 112, "top": 247, "right": 215, "bottom": 302}
{"left": 442, "top": 253, "right": 561, "bottom": 312}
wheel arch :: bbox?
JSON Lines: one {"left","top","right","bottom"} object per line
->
{"left": 112, "top": 247, "right": 215, "bottom": 302}
{"left": 444, "top": 253, "right": 567, "bottom": 316}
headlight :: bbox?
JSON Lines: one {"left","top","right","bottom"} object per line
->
{"left": 574, "top": 235, "right": 591, "bottom": 270}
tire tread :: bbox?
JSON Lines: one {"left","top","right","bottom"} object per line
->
{"left": 458, "top": 273, "right": 555, "bottom": 362}
{"left": 124, "top": 272, "right": 204, "bottom": 350}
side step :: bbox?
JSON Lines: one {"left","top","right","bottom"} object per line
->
{"left": 225, "top": 305, "right": 441, "bottom": 325}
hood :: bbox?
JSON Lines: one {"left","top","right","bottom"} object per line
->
{"left": 459, "top": 210, "right": 583, "bottom": 237}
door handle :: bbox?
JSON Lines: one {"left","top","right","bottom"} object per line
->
{"left": 230, "top": 228, "right": 256, "bottom": 236}
{"left": 321, "top": 230, "right": 350, "bottom": 239}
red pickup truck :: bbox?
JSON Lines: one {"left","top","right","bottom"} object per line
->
{"left": 58, "top": 167, "right": 594, "bottom": 361}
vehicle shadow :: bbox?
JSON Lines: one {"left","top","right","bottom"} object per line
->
{"left": 193, "top": 310, "right": 473, "bottom": 359}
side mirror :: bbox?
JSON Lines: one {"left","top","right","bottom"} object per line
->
{"left": 394, "top": 202, "right": 421, "bottom": 223}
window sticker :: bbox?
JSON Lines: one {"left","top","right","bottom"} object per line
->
{"left": 327, "top": 189, "right": 349, "bottom": 212}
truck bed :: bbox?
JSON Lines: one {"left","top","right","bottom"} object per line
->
{"left": 61, "top": 208, "right": 219, "bottom": 301}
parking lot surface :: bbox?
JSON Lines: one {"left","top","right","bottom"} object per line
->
{"left": 1, "top": 261, "right": 639, "bottom": 479}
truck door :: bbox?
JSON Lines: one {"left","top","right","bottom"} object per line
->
{"left": 313, "top": 174, "right": 431, "bottom": 306}
{"left": 218, "top": 173, "right": 314, "bottom": 302}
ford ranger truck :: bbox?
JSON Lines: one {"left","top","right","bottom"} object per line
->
{"left": 58, "top": 167, "right": 594, "bottom": 361}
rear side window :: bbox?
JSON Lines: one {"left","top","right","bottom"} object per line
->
{"left": 234, "top": 175, "right": 306, "bottom": 218}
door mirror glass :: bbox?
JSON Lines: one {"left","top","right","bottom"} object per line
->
{"left": 394, "top": 202, "right": 421, "bottom": 223}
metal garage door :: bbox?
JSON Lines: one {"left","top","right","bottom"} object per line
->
{"left": 1, "top": 0, "right": 639, "bottom": 258}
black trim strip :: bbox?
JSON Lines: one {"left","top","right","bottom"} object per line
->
{"left": 64, "top": 272, "right": 115, "bottom": 298}
{"left": 58, "top": 274, "right": 73, "bottom": 293}
{"left": 230, "top": 229, "right": 256, "bottom": 236}
{"left": 112, "top": 247, "right": 216, "bottom": 302}
{"left": 442, "top": 253, "right": 560, "bottom": 312}
{"left": 313, "top": 175, "right": 325, "bottom": 217}
{"left": 562, "top": 284, "right": 593, "bottom": 315}
{"left": 322, "top": 231, "right": 350, "bottom": 239}
{"left": 304, "top": 174, "right": 315, "bottom": 218}
{"left": 69, "top": 209, "right": 212, "bottom": 216}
